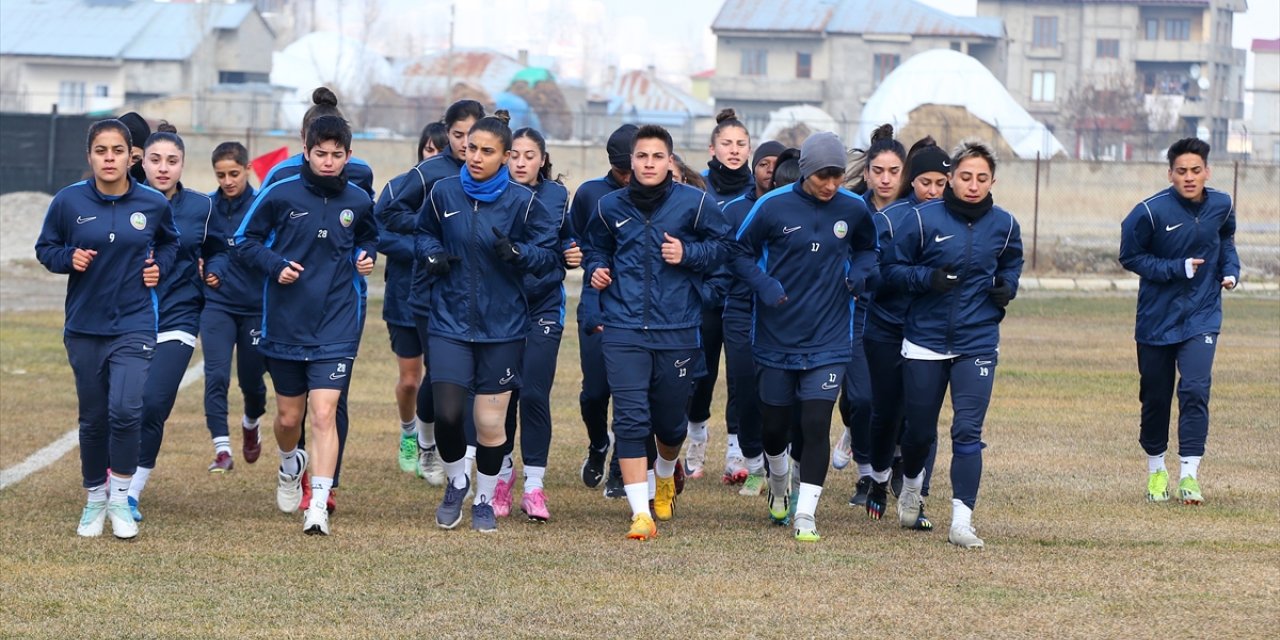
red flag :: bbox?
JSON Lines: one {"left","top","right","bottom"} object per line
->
{"left": 250, "top": 146, "right": 290, "bottom": 183}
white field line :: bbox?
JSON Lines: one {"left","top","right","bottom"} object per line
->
{"left": 0, "top": 359, "right": 205, "bottom": 490}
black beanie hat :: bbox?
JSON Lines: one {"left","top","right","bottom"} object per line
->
{"left": 909, "top": 145, "right": 951, "bottom": 182}
{"left": 607, "top": 124, "right": 639, "bottom": 170}
{"left": 117, "top": 112, "right": 150, "bottom": 149}
{"left": 751, "top": 140, "right": 786, "bottom": 168}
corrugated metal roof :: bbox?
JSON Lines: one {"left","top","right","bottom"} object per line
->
{"left": 712, "top": 0, "right": 1001, "bottom": 39}
{"left": 713, "top": 0, "right": 841, "bottom": 33}
{"left": 610, "top": 70, "right": 712, "bottom": 116}
{"left": 0, "top": 0, "right": 256, "bottom": 61}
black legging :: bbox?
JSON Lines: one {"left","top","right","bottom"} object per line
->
{"left": 761, "top": 399, "right": 835, "bottom": 486}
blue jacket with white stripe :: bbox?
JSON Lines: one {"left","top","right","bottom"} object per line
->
{"left": 233, "top": 172, "right": 378, "bottom": 360}
{"left": 263, "top": 152, "right": 375, "bottom": 199}
{"left": 36, "top": 178, "right": 180, "bottom": 336}
{"left": 204, "top": 184, "right": 264, "bottom": 315}
{"left": 523, "top": 179, "right": 573, "bottom": 319}
{"left": 156, "top": 185, "right": 227, "bottom": 334}
{"left": 864, "top": 193, "right": 923, "bottom": 343}
{"left": 1119, "top": 186, "right": 1239, "bottom": 346}
{"left": 373, "top": 177, "right": 416, "bottom": 328}
{"left": 568, "top": 172, "right": 626, "bottom": 335}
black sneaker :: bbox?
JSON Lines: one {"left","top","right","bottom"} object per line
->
{"left": 866, "top": 479, "right": 889, "bottom": 520}
{"left": 603, "top": 473, "right": 625, "bottom": 499}
{"left": 890, "top": 456, "right": 904, "bottom": 497}
{"left": 848, "top": 476, "right": 872, "bottom": 508}
{"left": 580, "top": 445, "right": 607, "bottom": 488}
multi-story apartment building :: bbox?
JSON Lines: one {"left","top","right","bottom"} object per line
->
{"left": 1251, "top": 38, "right": 1280, "bottom": 163}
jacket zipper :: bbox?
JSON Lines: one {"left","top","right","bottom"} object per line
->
{"left": 643, "top": 215, "right": 652, "bottom": 329}
{"left": 947, "top": 221, "right": 974, "bottom": 354}
{"left": 470, "top": 198, "right": 480, "bottom": 342}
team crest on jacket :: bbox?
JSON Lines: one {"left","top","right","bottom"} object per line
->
{"left": 833, "top": 220, "right": 848, "bottom": 239}
{"left": 340, "top": 209, "right": 354, "bottom": 227}
{"left": 130, "top": 212, "right": 146, "bottom": 230}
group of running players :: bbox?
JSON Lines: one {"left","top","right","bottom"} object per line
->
{"left": 37, "top": 85, "right": 1238, "bottom": 547}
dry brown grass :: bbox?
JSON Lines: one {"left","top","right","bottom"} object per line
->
{"left": 1, "top": 294, "right": 1278, "bottom": 639}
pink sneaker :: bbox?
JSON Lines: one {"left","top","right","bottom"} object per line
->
{"left": 492, "top": 479, "right": 513, "bottom": 517}
{"left": 520, "top": 488, "right": 550, "bottom": 522}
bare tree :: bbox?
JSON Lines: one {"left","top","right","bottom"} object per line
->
{"left": 1064, "top": 74, "right": 1150, "bottom": 161}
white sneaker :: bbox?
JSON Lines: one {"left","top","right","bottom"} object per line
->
{"left": 277, "top": 449, "right": 309, "bottom": 513}
{"left": 898, "top": 486, "right": 923, "bottom": 529}
{"left": 948, "top": 524, "right": 985, "bottom": 549}
{"left": 685, "top": 439, "right": 707, "bottom": 478}
{"left": 417, "top": 446, "right": 445, "bottom": 486}
{"left": 107, "top": 501, "right": 138, "bottom": 539}
{"left": 832, "top": 428, "right": 853, "bottom": 470}
{"left": 303, "top": 502, "right": 330, "bottom": 536}
{"left": 77, "top": 501, "right": 107, "bottom": 537}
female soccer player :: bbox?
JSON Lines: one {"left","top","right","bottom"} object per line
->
{"left": 36, "top": 118, "right": 179, "bottom": 539}
{"left": 584, "top": 124, "right": 732, "bottom": 541}
{"left": 686, "top": 108, "right": 753, "bottom": 483}
{"left": 1119, "top": 137, "right": 1238, "bottom": 505}
{"left": 883, "top": 139, "right": 1023, "bottom": 549}
{"left": 417, "top": 111, "right": 558, "bottom": 532}
{"left": 418, "top": 122, "right": 448, "bottom": 162}
{"left": 234, "top": 115, "right": 378, "bottom": 536}
{"left": 201, "top": 141, "right": 269, "bottom": 474}
{"left": 129, "top": 123, "right": 228, "bottom": 520}
{"left": 718, "top": 140, "right": 786, "bottom": 496}
{"left": 731, "top": 132, "right": 878, "bottom": 542}
{"left": 490, "top": 127, "right": 576, "bottom": 522}
{"left": 862, "top": 137, "right": 950, "bottom": 526}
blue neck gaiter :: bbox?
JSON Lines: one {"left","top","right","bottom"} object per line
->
{"left": 460, "top": 165, "right": 509, "bottom": 203}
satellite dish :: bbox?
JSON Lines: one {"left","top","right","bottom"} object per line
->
{"left": 1198, "top": 76, "right": 1210, "bottom": 91}
{"left": 1196, "top": 126, "right": 1210, "bottom": 141}
{"left": 1189, "top": 64, "right": 1201, "bottom": 80}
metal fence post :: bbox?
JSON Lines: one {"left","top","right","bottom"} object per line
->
{"left": 1032, "top": 151, "right": 1041, "bottom": 272}
{"left": 46, "top": 105, "right": 59, "bottom": 194}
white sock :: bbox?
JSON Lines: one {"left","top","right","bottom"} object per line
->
{"left": 654, "top": 453, "right": 678, "bottom": 479}
{"left": 416, "top": 418, "right": 436, "bottom": 449}
{"left": 474, "top": 472, "right": 498, "bottom": 506}
{"left": 857, "top": 462, "right": 873, "bottom": 477}
{"left": 647, "top": 469, "right": 656, "bottom": 500}
{"left": 108, "top": 472, "right": 131, "bottom": 504}
{"left": 726, "top": 433, "right": 742, "bottom": 458}
{"left": 951, "top": 499, "right": 973, "bottom": 530}
{"left": 1180, "top": 456, "right": 1202, "bottom": 480}
{"left": 766, "top": 452, "right": 790, "bottom": 477}
{"left": 903, "top": 470, "right": 924, "bottom": 494}
{"left": 687, "top": 420, "right": 708, "bottom": 443}
{"left": 309, "top": 476, "right": 333, "bottom": 510}
{"left": 213, "top": 436, "right": 232, "bottom": 456}
{"left": 746, "top": 454, "right": 765, "bottom": 474}
{"left": 242, "top": 415, "right": 260, "bottom": 431}
{"left": 523, "top": 466, "right": 545, "bottom": 492}
{"left": 279, "top": 448, "right": 302, "bottom": 476}
{"left": 128, "top": 466, "right": 153, "bottom": 500}
{"left": 1148, "top": 453, "right": 1166, "bottom": 474}
{"left": 443, "top": 457, "right": 467, "bottom": 490}
{"left": 795, "top": 482, "right": 822, "bottom": 519}
{"left": 497, "top": 454, "right": 515, "bottom": 484}
{"left": 624, "top": 482, "right": 650, "bottom": 517}
{"left": 399, "top": 419, "right": 415, "bottom": 437}
{"left": 87, "top": 483, "right": 107, "bottom": 504}
{"left": 464, "top": 445, "right": 476, "bottom": 477}
{"left": 870, "top": 467, "right": 891, "bottom": 484}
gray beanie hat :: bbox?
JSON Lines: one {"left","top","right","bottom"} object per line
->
{"left": 798, "top": 132, "right": 846, "bottom": 178}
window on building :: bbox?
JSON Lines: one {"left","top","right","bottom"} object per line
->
{"left": 1165, "top": 19, "right": 1190, "bottom": 41}
{"left": 94, "top": 85, "right": 109, "bottom": 98}
{"left": 951, "top": 41, "right": 962, "bottom": 52}
{"left": 1096, "top": 39, "right": 1119, "bottom": 59}
{"left": 1145, "top": 19, "right": 1159, "bottom": 40}
{"left": 1032, "top": 16, "right": 1058, "bottom": 48}
{"left": 741, "top": 49, "right": 767, "bottom": 76}
{"left": 796, "top": 52, "right": 812, "bottom": 79}
{"left": 218, "top": 71, "right": 271, "bottom": 84}
{"left": 1031, "top": 71, "right": 1056, "bottom": 102}
{"left": 58, "top": 81, "right": 85, "bottom": 111}
{"left": 873, "top": 53, "right": 900, "bottom": 87}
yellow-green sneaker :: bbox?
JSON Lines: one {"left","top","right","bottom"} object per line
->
{"left": 654, "top": 476, "right": 676, "bottom": 521}
{"left": 1147, "top": 469, "right": 1170, "bottom": 502}
{"left": 398, "top": 433, "right": 417, "bottom": 473}
{"left": 738, "top": 473, "right": 765, "bottom": 497}
{"left": 1179, "top": 476, "right": 1203, "bottom": 505}
{"left": 767, "top": 488, "right": 789, "bottom": 525}
{"left": 793, "top": 514, "right": 820, "bottom": 542}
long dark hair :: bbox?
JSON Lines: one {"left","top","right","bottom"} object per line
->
{"left": 512, "top": 127, "right": 558, "bottom": 183}
{"left": 418, "top": 122, "right": 448, "bottom": 161}
{"left": 469, "top": 109, "right": 513, "bottom": 152}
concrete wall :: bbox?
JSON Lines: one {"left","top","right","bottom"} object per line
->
{"left": 0, "top": 58, "right": 126, "bottom": 114}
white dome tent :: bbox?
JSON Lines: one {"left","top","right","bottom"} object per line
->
{"left": 271, "top": 32, "right": 395, "bottom": 130}
{"left": 857, "top": 49, "right": 1065, "bottom": 159}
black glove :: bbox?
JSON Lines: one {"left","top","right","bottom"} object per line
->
{"left": 424, "top": 253, "right": 461, "bottom": 276}
{"left": 492, "top": 226, "right": 520, "bottom": 264}
{"left": 987, "top": 277, "right": 1013, "bottom": 308}
{"left": 845, "top": 276, "right": 866, "bottom": 297}
{"left": 929, "top": 267, "right": 960, "bottom": 293}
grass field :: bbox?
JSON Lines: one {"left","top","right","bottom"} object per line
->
{"left": 1, "top": 293, "right": 1278, "bottom": 639}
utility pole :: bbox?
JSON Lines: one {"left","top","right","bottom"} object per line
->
{"left": 445, "top": 2, "right": 455, "bottom": 105}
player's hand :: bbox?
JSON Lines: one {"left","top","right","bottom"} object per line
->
{"left": 1221, "top": 275, "right": 1237, "bottom": 290}
{"left": 492, "top": 227, "right": 521, "bottom": 264}
{"left": 142, "top": 258, "right": 160, "bottom": 287}
{"left": 424, "top": 253, "right": 461, "bottom": 276}
{"left": 929, "top": 267, "right": 960, "bottom": 293}
{"left": 279, "top": 261, "right": 304, "bottom": 284}
{"left": 661, "top": 232, "right": 683, "bottom": 265}
{"left": 1185, "top": 257, "right": 1205, "bottom": 278}
{"left": 563, "top": 242, "right": 582, "bottom": 269}
{"left": 71, "top": 248, "right": 97, "bottom": 272}
{"left": 591, "top": 267, "right": 612, "bottom": 290}
{"left": 987, "top": 277, "right": 1013, "bottom": 308}
{"left": 758, "top": 278, "right": 787, "bottom": 307}
{"left": 355, "top": 250, "right": 375, "bottom": 276}
{"left": 204, "top": 272, "right": 221, "bottom": 288}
